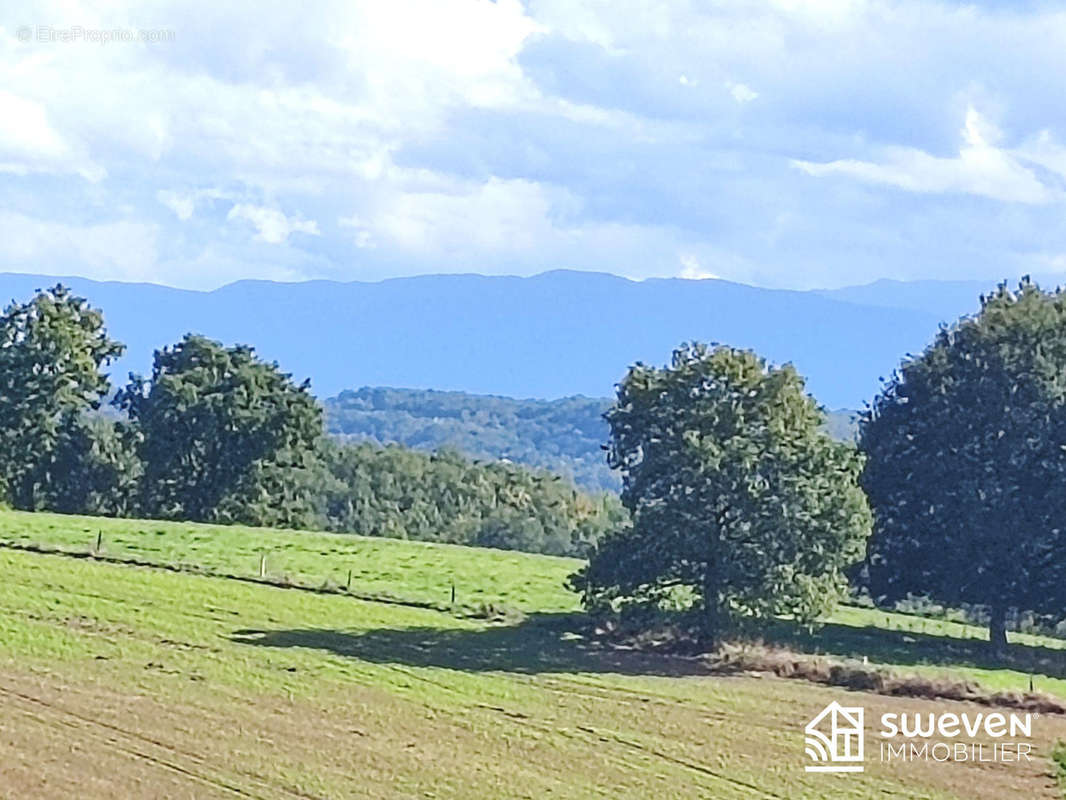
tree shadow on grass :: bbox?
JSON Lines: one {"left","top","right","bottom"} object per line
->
{"left": 229, "top": 613, "right": 709, "bottom": 677}
{"left": 230, "top": 612, "right": 1066, "bottom": 682}
{"left": 761, "top": 618, "right": 1066, "bottom": 681}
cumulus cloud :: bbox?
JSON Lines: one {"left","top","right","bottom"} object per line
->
{"left": 0, "top": 211, "right": 157, "bottom": 281}
{"left": 793, "top": 108, "right": 1058, "bottom": 205}
{"left": 727, "top": 82, "right": 758, "bottom": 104}
{"left": 0, "top": 91, "right": 103, "bottom": 181}
{"left": 227, "top": 204, "right": 320, "bottom": 244}
{"left": 157, "top": 190, "right": 195, "bottom": 221}
{"left": 3, "top": 0, "right": 1066, "bottom": 290}
{"left": 350, "top": 178, "right": 568, "bottom": 253}
{"left": 678, "top": 254, "right": 719, "bottom": 280}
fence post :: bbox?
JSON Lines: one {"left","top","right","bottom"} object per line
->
{"left": 346, "top": 569, "right": 352, "bottom": 591}
{"left": 259, "top": 552, "right": 266, "bottom": 579}
{"left": 450, "top": 581, "right": 456, "bottom": 607}
{"left": 95, "top": 531, "right": 102, "bottom": 554}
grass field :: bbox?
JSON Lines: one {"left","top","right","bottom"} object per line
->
{"left": 4, "top": 509, "right": 1066, "bottom": 698}
{"left": 0, "top": 510, "right": 580, "bottom": 614}
{"left": 2, "top": 510, "right": 1066, "bottom": 797}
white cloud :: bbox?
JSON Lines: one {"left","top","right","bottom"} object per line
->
{"left": 6, "top": 0, "right": 1066, "bottom": 291}
{"left": 1014, "top": 130, "right": 1066, "bottom": 184}
{"left": 678, "top": 254, "right": 719, "bottom": 280}
{"left": 349, "top": 177, "right": 563, "bottom": 254}
{"left": 339, "top": 173, "right": 745, "bottom": 284}
{"left": 793, "top": 108, "right": 1058, "bottom": 205}
{"left": 728, "top": 82, "right": 758, "bottom": 104}
{"left": 343, "top": 0, "right": 544, "bottom": 111}
{"left": 156, "top": 187, "right": 238, "bottom": 221}
{"left": 0, "top": 90, "right": 103, "bottom": 180}
{"left": 157, "top": 190, "right": 195, "bottom": 221}
{"left": 227, "top": 204, "right": 320, "bottom": 244}
{"left": 0, "top": 212, "right": 157, "bottom": 281}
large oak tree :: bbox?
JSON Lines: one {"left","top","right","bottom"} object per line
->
{"left": 861, "top": 279, "right": 1066, "bottom": 654}
{"left": 572, "top": 343, "right": 871, "bottom": 644}
{"left": 118, "top": 334, "right": 324, "bottom": 526}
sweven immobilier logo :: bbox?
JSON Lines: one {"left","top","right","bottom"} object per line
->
{"left": 804, "top": 701, "right": 1032, "bottom": 772}
{"left": 805, "top": 702, "right": 864, "bottom": 772}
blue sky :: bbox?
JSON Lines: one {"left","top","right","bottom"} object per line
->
{"left": 4, "top": 0, "right": 1066, "bottom": 290}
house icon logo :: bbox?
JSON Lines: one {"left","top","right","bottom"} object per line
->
{"left": 805, "top": 701, "right": 864, "bottom": 772}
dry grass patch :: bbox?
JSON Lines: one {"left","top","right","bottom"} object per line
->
{"left": 710, "top": 641, "right": 1066, "bottom": 713}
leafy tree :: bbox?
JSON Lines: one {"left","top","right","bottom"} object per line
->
{"left": 0, "top": 286, "right": 630, "bottom": 557}
{"left": 0, "top": 285, "right": 124, "bottom": 509}
{"left": 860, "top": 279, "right": 1066, "bottom": 654}
{"left": 571, "top": 343, "right": 871, "bottom": 644}
{"left": 311, "top": 439, "right": 622, "bottom": 558}
{"left": 118, "top": 335, "right": 323, "bottom": 526}
{"left": 212, "top": 453, "right": 335, "bottom": 531}
{"left": 45, "top": 415, "right": 141, "bottom": 516}
{"left": 318, "top": 440, "right": 621, "bottom": 556}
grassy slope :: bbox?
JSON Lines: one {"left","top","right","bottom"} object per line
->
{"left": 4, "top": 546, "right": 1065, "bottom": 799}
{"left": 778, "top": 605, "right": 1066, "bottom": 698}
{"left": 4, "top": 511, "right": 1066, "bottom": 796}
{"left": 0, "top": 509, "right": 580, "bottom": 615}
{"left": 4, "top": 509, "right": 1066, "bottom": 698}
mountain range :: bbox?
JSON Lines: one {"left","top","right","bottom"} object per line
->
{"left": 0, "top": 270, "right": 1014, "bottom": 410}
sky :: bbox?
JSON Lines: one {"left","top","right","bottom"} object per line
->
{"left": 4, "top": 0, "right": 1066, "bottom": 291}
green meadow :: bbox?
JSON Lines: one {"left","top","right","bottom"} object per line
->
{"left": 2, "top": 509, "right": 1066, "bottom": 798}
{"left": 0, "top": 509, "right": 581, "bottom": 615}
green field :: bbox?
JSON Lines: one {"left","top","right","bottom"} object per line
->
{"left": 4, "top": 509, "right": 1066, "bottom": 698}
{"left": 2, "top": 510, "right": 1066, "bottom": 798}
{"left": 0, "top": 509, "right": 580, "bottom": 615}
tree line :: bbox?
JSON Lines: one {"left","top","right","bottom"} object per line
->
{"left": 574, "top": 278, "right": 1066, "bottom": 654}
{"left": 324, "top": 388, "right": 859, "bottom": 494}
{"left": 6, "top": 279, "right": 1065, "bottom": 654}
{"left": 0, "top": 285, "right": 622, "bottom": 557}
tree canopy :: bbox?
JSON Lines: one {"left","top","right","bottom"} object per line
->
{"left": 118, "top": 334, "right": 324, "bottom": 526}
{"left": 572, "top": 343, "right": 870, "bottom": 643}
{"left": 318, "top": 441, "right": 623, "bottom": 556}
{"left": 101, "top": 332, "right": 620, "bottom": 555}
{"left": 325, "top": 387, "right": 859, "bottom": 492}
{"left": 0, "top": 284, "right": 124, "bottom": 509}
{"left": 860, "top": 278, "right": 1066, "bottom": 653}
{"left": 325, "top": 387, "right": 620, "bottom": 491}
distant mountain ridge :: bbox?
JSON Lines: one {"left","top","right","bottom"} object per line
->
{"left": 815, "top": 279, "right": 991, "bottom": 319}
{"left": 0, "top": 269, "right": 1013, "bottom": 409}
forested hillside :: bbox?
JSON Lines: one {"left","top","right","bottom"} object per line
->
{"left": 325, "top": 388, "right": 617, "bottom": 490}
{"left": 325, "top": 387, "right": 858, "bottom": 491}
{"left": 0, "top": 285, "right": 621, "bottom": 558}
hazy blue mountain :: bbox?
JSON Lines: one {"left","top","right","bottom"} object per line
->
{"left": 0, "top": 269, "right": 961, "bottom": 409}
{"left": 823, "top": 408, "right": 860, "bottom": 441}
{"left": 815, "top": 279, "right": 992, "bottom": 320}
{"left": 815, "top": 273, "right": 1066, "bottom": 322}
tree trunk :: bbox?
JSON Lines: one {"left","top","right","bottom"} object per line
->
{"left": 702, "top": 559, "right": 721, "bottom": 648}
{"left": 988, "top": 604, "right": 1008, "bottom": 657}
{"left": 702, "top": 507, "right": 729, "bottom": 649}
